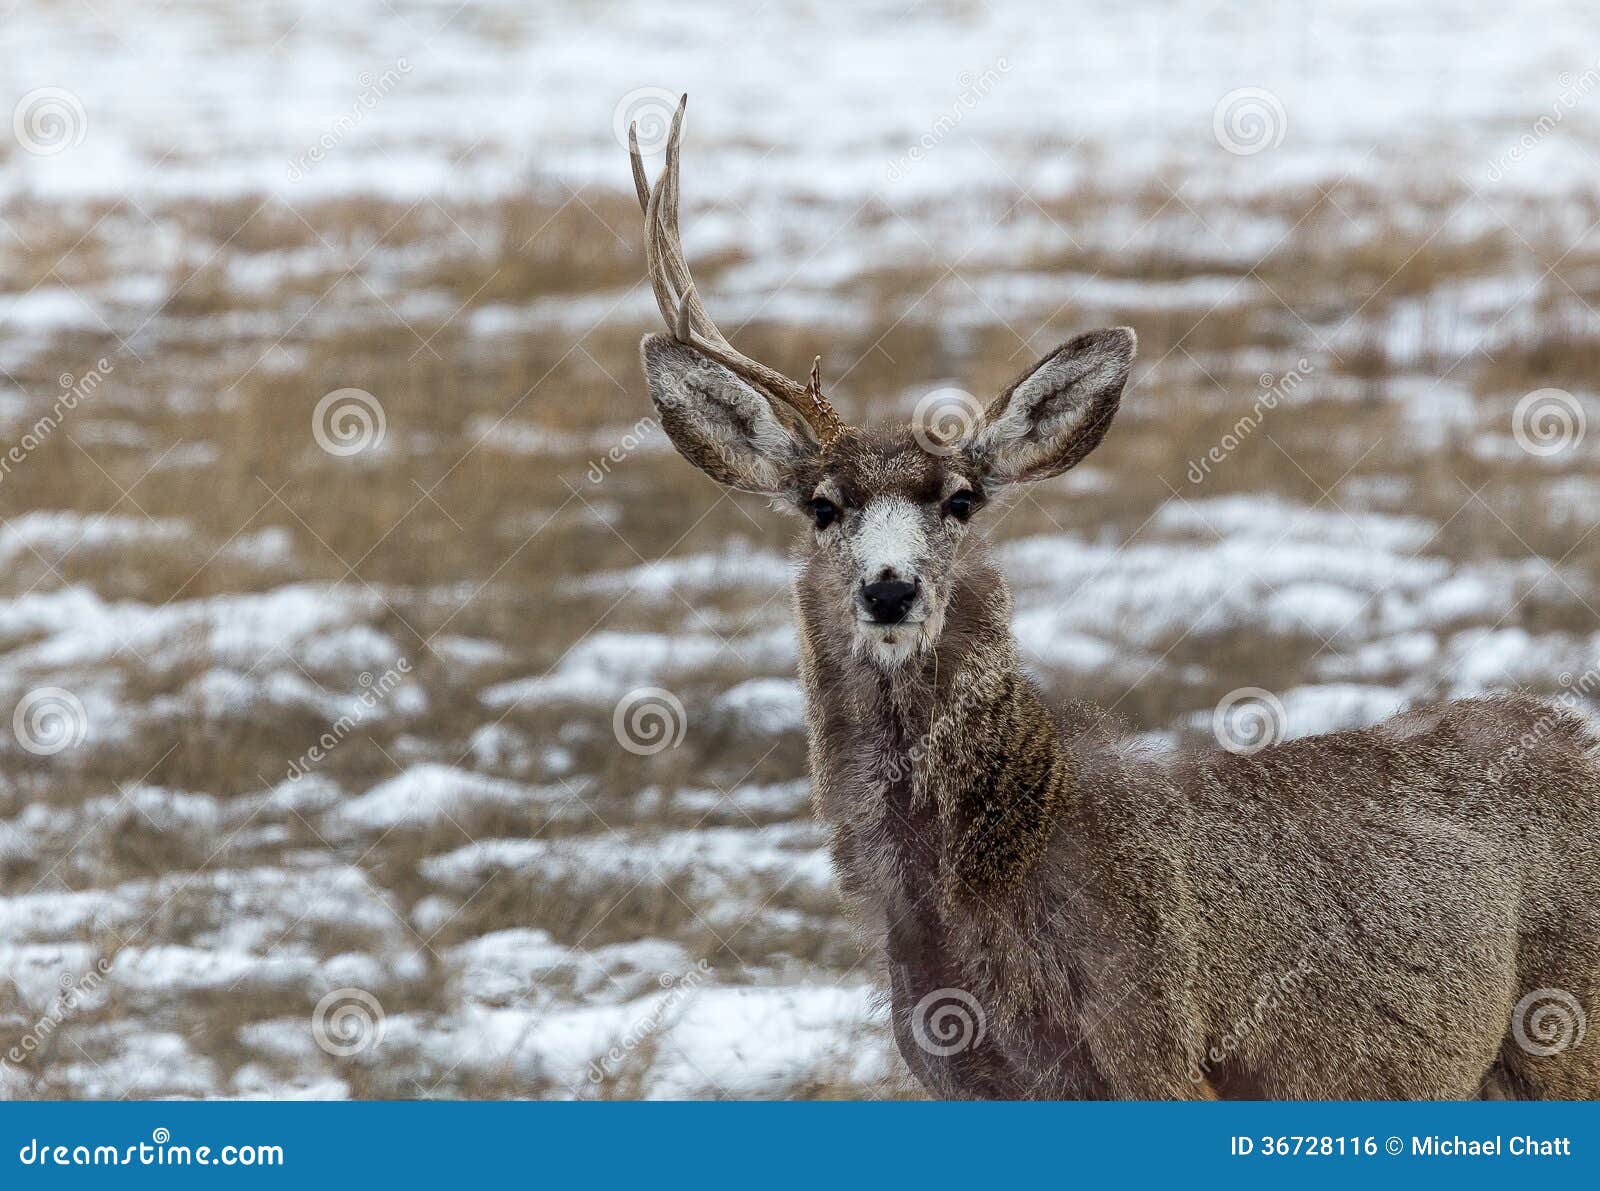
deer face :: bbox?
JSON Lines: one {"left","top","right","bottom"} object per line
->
{"left": 628, "top": 98, "right": 1133, "bottom": 666}
{"left": 640, "top": 328, "right": 1135, "bottom": 667}
{"left": 798, "top": 427, "right": 977, "bottom": 664}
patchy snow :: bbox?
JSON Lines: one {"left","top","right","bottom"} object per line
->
{"left": 1278, "top": 683, "right": 1409, "bottom": 740}
{"left": 374, "top": 980, "right": 890, "bottom": 1099}
{"left": 0, "top": 512, "right": 190, "bottom": 567}
{"left": 422, "top": 823, "right": 832, "bottom": 903}
{"left": 480, "top": 629, "right": 790, "bottom": 707}
{"left": 5, "top": 0, "right": 1597, "bottom": 213}
{"left": 711, "top": 678, "right": 806, "bottom": 736}
{"left": 564, "top": 551, "right": 793, "bottom": 601}
{"left": 337, "top": 765, "right": 586, "bottom": 832}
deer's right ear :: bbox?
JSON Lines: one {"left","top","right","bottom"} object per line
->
{"left": 640, "top": 334, "right": 817, "bottom": 495}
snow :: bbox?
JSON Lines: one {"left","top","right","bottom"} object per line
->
{"left": 5, "top": 0, "right": 1599, "bottom": 211}
{"left": 375, "top": 981, "right": 890, "bottom": 1099}
{"left": 1278, "top": 683, "right": 1409, "bottom": 740}
{"left": 564, "top": 551, "right": 793, "bottom": 601}
{"left": 481, "top": 629, "right": 791, "bottom": 707}
{"left": 711, "top": 678, "right": 807, "bottom": 736}
{"left": 421, "top": 823, "right": 833, "bottom": 903}
{"left": 337, "top": 765, "right": 585, "bottom": 832}
{"left": 0, "top": 583, "right": 376, "bottom": 675}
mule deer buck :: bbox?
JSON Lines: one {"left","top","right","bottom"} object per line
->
{"left": 628, "top": 97, "right": 1600, "bottom": 1099}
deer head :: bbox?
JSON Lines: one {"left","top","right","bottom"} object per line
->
{"left": 632, "top": 97, "right": 1134, "bottom": 667}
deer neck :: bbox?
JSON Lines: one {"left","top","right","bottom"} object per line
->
{"left": 795, "top": 549, "right": 1075, "bottom": 919}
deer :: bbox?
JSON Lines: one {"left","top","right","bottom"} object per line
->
{"left": 626, "top": 97, "right": 1600, "bottom": 1100}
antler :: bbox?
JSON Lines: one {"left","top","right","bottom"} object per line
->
{"left": 629, "top": 95, "right": 847, "bottom": 447}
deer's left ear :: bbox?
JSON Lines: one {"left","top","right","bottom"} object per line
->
{"left": 969, "top": 327, "right": 1134, "bottom": 485}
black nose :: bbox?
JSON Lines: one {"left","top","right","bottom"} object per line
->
{"left": 861, "top": 579, "right": 918, "bottom": 625}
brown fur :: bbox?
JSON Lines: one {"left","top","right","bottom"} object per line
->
{"left": 801, "top": 544, "right": 1600, "bottom": 1099}
{"left": 641, "top": 326, "right": 1600, "bottom": 1100}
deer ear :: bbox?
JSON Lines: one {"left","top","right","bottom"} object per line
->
{"left": 970, "top": 327, "right": 1133, "bottom": 485}
{"left": 639, "top": 334, "right": 817, "bottom": 495}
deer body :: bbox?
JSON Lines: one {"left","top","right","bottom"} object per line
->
{"left": 628, "top": 98, "right": 1600, "bottom": 1099}
{"left": 800, "top": 539, "right": 1600, "bottom": 1099}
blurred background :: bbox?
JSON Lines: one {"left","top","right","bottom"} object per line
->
{"left": 1, "top": 0, "right": 1599, "bottom": 1098}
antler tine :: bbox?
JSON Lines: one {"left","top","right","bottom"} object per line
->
{"left": 626, "top": 121, "right": 650, "bottom": 214}
{"left": 631, "top": 95, "right": 846, "bottom": 446}
{"left": 634, "top": 98, "right": 723, "bottom": 348}
{"left": 634, "top": 120, "right": 686, "bottom": 339}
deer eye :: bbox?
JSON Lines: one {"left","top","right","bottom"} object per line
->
{"left": 945, "top": 490, "right": 977, "bottom": 521}
{"left": 808, "top": 497, "right": 839, "bottom": 530}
